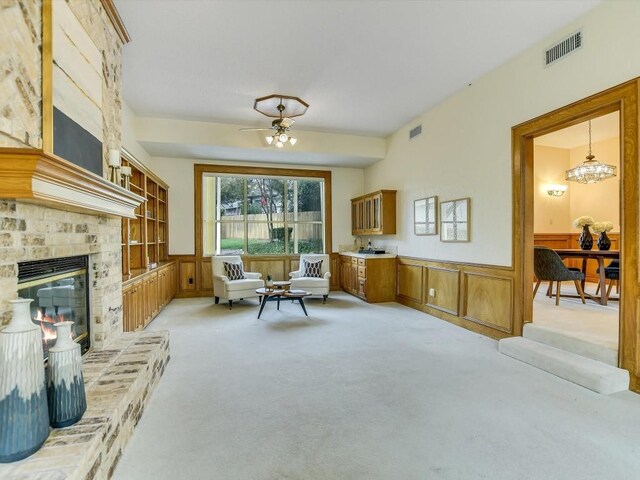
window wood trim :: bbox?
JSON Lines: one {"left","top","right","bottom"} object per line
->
{"left": 194, "top": 164, "right": 332, "bottom": 258}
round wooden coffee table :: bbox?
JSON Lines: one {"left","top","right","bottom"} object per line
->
{"left": 256, "top": 288, "right": 284, "bottom": 319}
{"left": 255, "top": 288, "right": 311, "bottom": 318}
{"left": 283, "top": 290, "right": 312, "bottom": 316}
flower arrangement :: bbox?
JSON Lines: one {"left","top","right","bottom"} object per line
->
{"left": 592, "top": 221, "right": 614, "bottom": 233}
{"left": 573, "top": 216, "right": 594, "bottom": 228}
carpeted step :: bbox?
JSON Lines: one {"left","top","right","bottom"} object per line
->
{"left": 498, "top": 337, "right": 628, "bottom": 394}
{"left": 523, "top": 323, "right": 618, "bottom": 366}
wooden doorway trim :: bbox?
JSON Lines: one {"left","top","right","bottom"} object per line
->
{"left": 512, "top": 79, "right": 639, "bottom": 391}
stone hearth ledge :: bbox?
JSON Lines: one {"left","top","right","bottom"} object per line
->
{"left": 0, "top": 330, "right": 170, "bottom": 480}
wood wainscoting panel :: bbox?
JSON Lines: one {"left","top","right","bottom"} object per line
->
{"left": 425, "top": 267, "right": 460, "bottom": 316}
{"left": 291, "top": 259, "right": 300, "bottom": 273}
{"left": 201, "top": 258, "right": 213, "bottom": 291}
{"left": 463, "top": 273, "right": 513, "bottom": 333}
{"left": 396, "top": 256, "right": 515, "bottom": 340}
{"left": 179, "top": 261, "right": 196, "bottom": 291}
{"left": 246, "top": 259, "right": 286, "bottom": 282}
{"left": 172, "top": 253, "right": 341, "bottom": 298}
{"left": 396, "top": 260, "right": 424, "bottom": 304}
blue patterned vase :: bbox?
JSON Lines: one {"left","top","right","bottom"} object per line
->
{"left": 47, "top": 321, "right": 86, "bottom": 428}
{"left": 0, "top": 299, "right": 50, "bottom": 463}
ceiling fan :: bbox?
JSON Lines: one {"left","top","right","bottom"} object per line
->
{"left": 240, "top": 94, "right": 309, "bottom": 148}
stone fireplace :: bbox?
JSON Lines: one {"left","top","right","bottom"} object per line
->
{"left": 0, "top": 199, "right": 170, "bottom": 479}
{"left": 0, "top": 199, "right": 123, "bottom": 348}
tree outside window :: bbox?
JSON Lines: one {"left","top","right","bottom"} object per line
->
{"left": 204, "top": 174, "right": 324, "bottom": 255}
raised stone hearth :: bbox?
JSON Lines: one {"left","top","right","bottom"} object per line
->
{"left": 0, "top": 330, "right": 169, "bottom": 479}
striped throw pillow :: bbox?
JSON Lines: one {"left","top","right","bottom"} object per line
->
{"left": 223, "top": 262, "right": 245, "bottom": 280}
{"left": 303, "top": 259, "right": 323, "bottom": 278}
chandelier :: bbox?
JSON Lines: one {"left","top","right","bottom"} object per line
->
{"left": 565, "top": 120, "right": 616, "bottom": 184}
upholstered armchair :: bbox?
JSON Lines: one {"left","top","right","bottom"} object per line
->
{"left": 289, "top": 254, "right": 331, "bottom": 303}
{"left": 211, "top": 255, "right": 264, "bottom": 309}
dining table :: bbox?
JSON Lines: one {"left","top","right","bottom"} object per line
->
{"left": 553, "top": 248, "right": 619, "bottom": 306}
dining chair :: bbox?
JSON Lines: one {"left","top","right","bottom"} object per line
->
{"left": 533, "top": 246, "right": 586, "bottom": 306}
{"left": 595, "top": 259, "right": 620, "bottom": 297}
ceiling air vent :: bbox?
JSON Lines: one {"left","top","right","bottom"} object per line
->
{"left": 409, "top": 125, "right": 422, "bottom": 140}
{"left": 545, "top": 29, "right": 582, "bottom": 67}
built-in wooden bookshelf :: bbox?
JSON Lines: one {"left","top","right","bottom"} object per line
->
{"left": 120, "top": 151, "right": 175, "bottom": 332}
{"left": 120, "top": 152, "right": 170, "bottom": 276}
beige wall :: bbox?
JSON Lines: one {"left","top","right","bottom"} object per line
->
{"left": 533, "top": 146, "right": 571, "bottom": 233}
{"left": 533, "top": 138, "right": 620, "bottom": 233}
{"left": 121, "top": 102, "right": 152, "bottom": 167}
{"left": 149, "top": 157, "right": 364, "bottom": 255}
{"left": 364, "top": 1, "right": 640, "bottom": 266}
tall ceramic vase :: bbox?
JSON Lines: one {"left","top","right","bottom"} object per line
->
{"left": 47, "top": 321, "right": 86, "bottom": 428}
{"left": 578, "top": 225, "right": 593, "bottom": 250}
{"left": 597, "top": 231, "right": 611, "bottom": 251}
{"left": 0, "top": 299, "right": 50, "bottom": 463}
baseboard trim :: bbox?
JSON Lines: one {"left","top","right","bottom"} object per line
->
{"left": 398, "top": 296, "right": 510, "bottom": 341}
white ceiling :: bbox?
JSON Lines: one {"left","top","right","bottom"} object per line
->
{"left": 535, "top": 111, "right": 619, "bottom": 149}
{"left": 116, "top": 0, "right": 601, "bottom": 139}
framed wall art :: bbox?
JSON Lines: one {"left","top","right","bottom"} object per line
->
{"left": 440, "top": 198, "right": 470, "bottom": 242}
{"left": 414, "top": 196, "right": 437, "bottom": 235}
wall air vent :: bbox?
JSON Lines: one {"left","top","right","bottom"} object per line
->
{"left": 545, "top": 29, "right": 582, "bottom": 67}
{"left": 409, "top": 125, "right": 422, "bottom": 140}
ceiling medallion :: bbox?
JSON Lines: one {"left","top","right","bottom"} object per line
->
{"left": 239, "top": 94, "right": 309, "bottom": 148}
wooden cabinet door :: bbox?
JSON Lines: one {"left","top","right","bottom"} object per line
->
{"left": 122, "top": 286, "right": 132, "bottom": 332}
{"left": 158, "top": 269, "right": 167, "bottom": 307}
{"left": 142, "top": 275, "right": 158, "bottom": 326}
{"left": 351, "top": 202, "right": 357, "bottom": 234}
{"left": 357, "top": 277, "right": 367, "bottom": 298}
{"left": 371, "top": 193, "right": 381, "bottom": 232}
{"left": 124, "top": 280, "right": 143, "bottom": 331}
{"left": 340, "top": 258, "right": 350, "bottom": 291}
{"left": 350, "top": 264, "right": 358, "bottom": 294}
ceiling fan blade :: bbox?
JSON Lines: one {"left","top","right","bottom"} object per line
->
{"left": 239, "top": 127, "right": 272, "bottom": 131}
{"left": 280, "top": 117, "right": 295, "bottom": 128}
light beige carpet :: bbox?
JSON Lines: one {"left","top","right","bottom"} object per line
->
{"left": 533, "top": 281, "right": 619, "bottom": 351}
{"left": 114, "top": 293, "right": 640, "bottom": 480}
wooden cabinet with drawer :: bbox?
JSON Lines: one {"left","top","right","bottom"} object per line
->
{"left": 339, "top": 255, "right": 396, "bottom": 303}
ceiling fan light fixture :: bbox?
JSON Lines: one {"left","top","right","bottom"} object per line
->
{"left": 243, "top": 94, "right": 308, "bottom": 149}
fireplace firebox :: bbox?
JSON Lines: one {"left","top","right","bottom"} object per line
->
{"left": 17, "top": 256, "right": 90, "bottom": 360}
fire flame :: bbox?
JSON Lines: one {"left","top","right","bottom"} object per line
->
{"left": 33, "top": 310, "right": 75, "bottom": 343}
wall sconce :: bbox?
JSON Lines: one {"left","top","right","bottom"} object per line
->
{"left": 108, "top": 149, "right": 121, "bottom": 184}
{"left": 120, "top": 166, "right": 132, "bottom": 190}
{"left": 546, "top": 184, "right": 567, "bottom": 197}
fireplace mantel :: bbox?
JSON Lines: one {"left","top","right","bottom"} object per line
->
{"left": 0, "top": 148, "right": 144, "bottom": 218}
